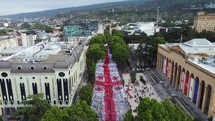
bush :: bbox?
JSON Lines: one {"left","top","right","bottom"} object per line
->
{"left": 130, "top": 72, "right": 136, "bottom": 84}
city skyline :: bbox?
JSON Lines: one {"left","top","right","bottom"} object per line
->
{"left": 0, "top": 0, "right": 125, "bottom": 16}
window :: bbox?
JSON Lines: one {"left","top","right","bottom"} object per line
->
{"left": 58, "top": 72, "right": 65, "bottom": 77}
{"left": 42, "top": 66, "right": 48, "bottom": 70}
{"left": 1, "top": 72, "right": 8, "bottom": 77}
{"left": 30, "top": 66, "right": 35, "bottom": 70}
{"left": 17, "top": 66, "right": 22, "bottom": 71}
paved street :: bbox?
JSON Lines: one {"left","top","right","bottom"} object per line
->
{"left": 122, "top": 73, "right": 161, "bottom": 116}
{"left": 121, "top": 68, "right": 208, "bottom": 121}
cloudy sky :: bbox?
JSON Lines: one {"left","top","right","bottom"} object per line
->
{"left": 0, "top": 0, "right": 125, "bottom": 16}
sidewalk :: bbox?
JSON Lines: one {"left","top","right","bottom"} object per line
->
{"left": 122, "top": 73, "right": 161, "bottom": 116}
{"left": 152, "top": 68, "right": 208, "bottom": 121}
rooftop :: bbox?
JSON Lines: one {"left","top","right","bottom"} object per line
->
{"left": 160, "top": 38, "right": 215, "bottom": 74}
{"left": 0, "top": 36, "right": 90, "bottom": 72}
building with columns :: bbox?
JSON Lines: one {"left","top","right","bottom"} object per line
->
{"left": 156, "top": 38, "right": 215, "bottom": 117}
{"left": 0, "top": 32, "right": 89, "bottom": 115}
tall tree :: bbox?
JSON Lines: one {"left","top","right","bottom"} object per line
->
{"left": 89, "top": 34, "right": 106, "bottom": 45}
{"left": 112, "top": 43, "right": 129, "bottom": 66}
{"left": 13, "top": 93, "right": 51, "bottom": 121}
{"left": 112, "top": 29, "right": 125, "bottom": 39}
{"left": 87, "top": 44, "right": 105, "bottom": 64}
{"left": 40, "top": 106, "right": 69, "bottom": 121}
{"left": 124, "top": 110, "right": 134, "bottom": 121}
{"left": 136, "top": 97, "right": 193, "bottom": 121}
{"left": 64, "top": 100, "right": 98, "bottom": 121}
{"left": 41, "top": 100, "right": 98, "bottom": 121}
{"left": 79, "top": 85, "right": 93, "bottom": 105}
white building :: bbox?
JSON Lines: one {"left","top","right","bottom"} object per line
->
{"left": 0, "top": 32, "right": 89, "bottom": 115}
{"left": 0, "top": 36, "right": 18, "bottom": 52}
{"left": 123, "top": 22, "right": 156, "bottom": 36}
{"left": 21, "top": 33, "right": 37, "bottom": 47}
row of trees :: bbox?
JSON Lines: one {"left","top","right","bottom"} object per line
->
{"left": 21, "top": 22, "right": 53, "bottom": 33}
{"left": 13, "top": 93, "right": 98, "bottom": 121}
{"left": 124, "top": 97, "right": 193, "bottom": 121}
{"left": 160, "top": 27, "right": 215, "bottom": 43}
{"left": 87, "top": 30, "right": 130, "bottom": 83}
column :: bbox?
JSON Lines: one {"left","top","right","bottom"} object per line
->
{"left": 175, "top": 67, "right": 181, "bottom": 90}
{"left": 175, "top": 66, "right": 179, "bottom": 90}
{"left": 172, "top": 64, "right": 177, "bottom": 87}
{"left": 201, "top": 86, "right": 208, "bottom": 113}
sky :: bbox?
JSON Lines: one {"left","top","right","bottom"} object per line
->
{"left": 0, "top": 0, "right": 125, "bottom": 16}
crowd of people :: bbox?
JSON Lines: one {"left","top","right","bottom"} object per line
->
{"left": 91, "top": 49, "right": 129, "bottom": 121}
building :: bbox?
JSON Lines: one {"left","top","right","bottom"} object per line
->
{"left": 64, "top": 20, "right": 98, "bottom": 41}
{"left": 0, "top": 32, "right": 89, "bottom": 115}
{"left": 123, "top": 22, "right": 156, "bottom": 36}
{"left": 21, "top": 33, "right": 37, "bottom": 46}
{"left": 156, "top": 38, "right": 215, "bottom": 117}
{"left": 194, "top": 12, "right": 215, "bottom": 32}
{"left": 0, "top": 36, "right": 18, "bottom": 52}
{"left": 0, "top": 46, "right": 26, "bottom": 57}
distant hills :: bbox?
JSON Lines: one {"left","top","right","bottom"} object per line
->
{"left": 1, "top": 0, "right": 214, "bottom": 19}
{"left": 0, "top": 0, "right": 149, "bottom": 19}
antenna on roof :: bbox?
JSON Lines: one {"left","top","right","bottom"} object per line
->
{"left": 156, "top": 7, "right": 160, "bottom": 28}
{"left": 180, "top": 34, "right": 183, "bottom": 44}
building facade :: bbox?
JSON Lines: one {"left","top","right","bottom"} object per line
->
{"left": 194, "top": 12, "right": 215, "bottom": 32}
{"left": 0, "top": 32, "right": 89, "bottom": 115}
{"left": 21, "top": 33, "right": 37, "bottom": 46}
{"left": 156, "top": 38, "right": 215, "bottom": 117}
{"left": 0, "top": 37, "right": 18, "bottom": 52}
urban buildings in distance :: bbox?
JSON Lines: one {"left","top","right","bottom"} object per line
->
{"left": 63, "top": 20, "right": 98, "bottom": 42}
{"left": 157, "top": 38, "right": 215, "bottom": 117}
{"left": 194, "top": 12, "right": 215, "bottom": 32}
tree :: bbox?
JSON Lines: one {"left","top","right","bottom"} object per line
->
{"left": 112, "top": 29, "right": 125, "bottom": 39}
{"left": 45, "top": 26, "right": 53, "bottom": 33}
{"left": 136, "top": 97, "right": 193, "bottom": 121}
{"left": 64, "top": 100, "right": 98, "bottom": 121}
{"left": 86, "top": 35, "right": 106, "bottom": 83}
{"left": 87, "top": 44, "right": 105, "bottom": 64}
{"left": 40, "top": 106, "right": 68, "bottom": 121}
{"left": 112, "top": 43, "right": 129, "bottom": 66}
{"left": 13, "top": 93, "right": 51, "bottom": 121}
{"left": 41, "top": 100, "right": 98, "bottom": 121}
{"left": 148, "top": 36, "right": 165, "bottom": 66}
{"left": 149, "top": 36, "right": 165, "bottom": 57}
{"left": 124, "top": 110, "right": 134, "bottom": 121}
{"left": 104, "top": 29, "right": 111, "bottom": 41}
{"left": 89, "top": 34, "right": 106, "bottom": 45}
{"left": 22, "top": 22, "right": 31, "bottom": 29}
{"left": 130, "top": 72, "right": 136, "bottom": 84}
{"left": 79, "top": 85, "right": 93, "bottom": 105}
{"left": 108, "top": 36, "right": 126, "bottom": 49}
